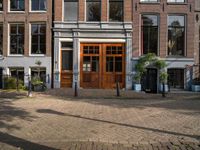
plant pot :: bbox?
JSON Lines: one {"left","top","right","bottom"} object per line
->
{"left": 133, "top": 84, "right": 141, "bottom": 92}
{"left": 33, "top": 84, "right": 44, "bottom": 92}
{"left": 192, "top": 85, "right": 200, "bottom": 92}
{"left": 159, "top": 84, "right": 169, "bottom": 92}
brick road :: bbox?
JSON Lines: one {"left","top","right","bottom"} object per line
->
{"left": 0, "top": 89, "right": 200, "bottom": 150}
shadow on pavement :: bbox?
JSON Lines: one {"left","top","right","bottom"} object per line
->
{"left": 0, "top": 132, "right": 58, "bottom": 150}
{"left": 37, "top": 109, "right": 200, "bottom": 141}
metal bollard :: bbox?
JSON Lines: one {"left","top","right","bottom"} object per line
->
{"left": 27, "top": 76, "right": 32, "bottom": 97}
{"left": 162, "top": 82, "right": 166, "bottom": 97}
{"left": 74, "top": 82, "right": 78, "bottom": 97}
{"left": 16, "top": 73, "right": 19, "bottom": 92}
{"left": 116, "top": 82, "right": 120, "bottom": 97}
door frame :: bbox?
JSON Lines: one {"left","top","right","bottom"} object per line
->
{"left": 60, "top": 48, "right": 73, "bottom": 88}
{"left": 80, "top": 43, "right": 125, "bottom": 89}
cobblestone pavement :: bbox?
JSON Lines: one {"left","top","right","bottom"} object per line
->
{"left": 0, "top": 89, "right": 200, "bottom": 150}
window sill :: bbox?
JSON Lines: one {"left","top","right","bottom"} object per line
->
{"left": 139, "top": 2, "right": 160, "bottom": 5}
{"left": 7, "top": 11, "right": 25, "bottom": 14}
{"left": 29, "top": 54, "right": 46, "bottom": 57}
{"left": 8, "top": 55, "right": 24, "bottom": 57}
{"left": 29, "top": 11, "right": 47, "bottom": 13}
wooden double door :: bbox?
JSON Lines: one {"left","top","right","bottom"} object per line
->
{"left": 80, "top": 43, "right": 125, "bottom": 89}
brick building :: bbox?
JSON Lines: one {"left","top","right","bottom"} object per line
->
{"left": 132, "top": 0, "right": 195, "bottom": 92}
{"left": 195, "top": 0, "right": 200, "bottom": 79}
{"left": 53, "top": 0, "right": 196, "bottom": 92}
{"left": 53, "top": 0, "right": 133, "bottom": 89}
{"left": 0, "top": 0, "right": 52, "bottom": 88}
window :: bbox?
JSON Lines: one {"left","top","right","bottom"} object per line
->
{"left": 86, "top": 0, "right": 101, "bottom": 22}
{"left": 167, "top": 0, "right": 185, "bottom": 3}
{"left": 31, "top": 24, "right": 46, "bottom": 54}
{"left": 168, "top": 15, "right": 185, "bottom": 56}
{"left": 64, "top": 0, "right": 78, "bottom": 21}
{"left": 10, "top": 0, "right": 24, "bottom": 11}
{"left": 10, "top": 24, "right": 24, "bottom": 55}
{"left": 168, "top": 69, "right": 184, "bottom": 89}
{"left": 0, "top": 25, "right": 3, "bottom": 55}
{"left": 10, "top": 67, "right": 24, "bottom": 82}
{"left": 141, "top": 14, "right": 159, "bottom": 55}
{"left": 140, "top": 0, "right": 159, "bottom": 2}
{"left": 0, "top": 0, "right": 3, "bottom": 11}
{"left": 109, "top": 0, "right": 123, "bottom": 22}
{"left": 31, "top": 0, "right": 46, "bottom": 11}
{"left": 62, "top": 51, "right": 73, "bottom": 71}
{"left": 31, "top": 67, "right": 46, "bottom": 83}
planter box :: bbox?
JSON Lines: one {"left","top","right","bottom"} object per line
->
{"left": 192, "top": 85, "right": 200, "bottom": 92}
{"left": 33, "top": 84, "right": 45, "bottom": 92}
{"left": 133, "top": 84, "right": 141, "bottom": 92}
{"left": 159, "top": 84, "right": 169, "bottom": 92}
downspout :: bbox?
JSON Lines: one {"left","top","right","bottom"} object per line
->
{"left": 51, "top": 0, "right": 55, "bottom": 88}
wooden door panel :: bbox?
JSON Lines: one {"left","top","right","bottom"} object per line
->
{"left": 61, "top": 72, "right": 73, "bottom": 88}
{"left": 61, "top": 50, "right": 73, "bottom": 88}
{"left": 80, "top": 43, "right": 125, "bottom": 89}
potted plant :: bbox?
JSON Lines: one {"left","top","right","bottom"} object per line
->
{"left": 31, "top": 76, "right": 45, "bottom": 92}
{"left": 159, "top": 72, "right": 169, "bottom": 94}
{"left": 192, "top": 78, "right": 200, "bottom": 92}
{"left": 133, "top": 73, "right": 142, "bottom": 92}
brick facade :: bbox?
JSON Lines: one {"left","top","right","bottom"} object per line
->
{"left": 132, "top": 0, "right": 195, "bottom": 58}
{"left": 0, "top": 0, "right": 52, "bottom": 57}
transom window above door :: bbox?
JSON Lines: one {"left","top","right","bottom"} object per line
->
{"left": 31, "top": 0, "right": 47, "bottom": 11}
{"left": 10, "top": 0, "right": 24, "bottom": 11}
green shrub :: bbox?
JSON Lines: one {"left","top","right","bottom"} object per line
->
{"left": 4, "top": 77, "right": 24, "bottom": 89}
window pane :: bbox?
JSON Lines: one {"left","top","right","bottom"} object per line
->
{"left": 32, "top": 0, "right": 46, "bottom": 11}
{"left": 31, "top": 24, "right": 46, "bottom": 54}
{"left": 0, "top": 0, "right": 3, "bottom": 11}
{"left": 109, "top": 0, "right": 123, "bottom": 22}
{"left": 115, "top": 57, "right": 122, "bottom": 72}
{"left": 168, "top": 15, "right": 185, "bottom": 56}
{"left": 0, "top": 25, "right": 3, "bottom": 55}
{"left": 10, "top": 24, "right": 24, "bottom": 55}
{"left": 141, "top": 15, "right": 159, "bottom": 55}
{"left": 64, "top": 0, "right": 78, "bottom": 21}
{"left": 10, "top": 0, "right": 24, "bottom": 11}
{"left": 86, "top": 1, "right": 101, "bottom": 21}
{"left": 62, "top": 51, "right": 73, "bottom": 70}
{"left": 106, "top": 57, "right": 114, "bottom": 72}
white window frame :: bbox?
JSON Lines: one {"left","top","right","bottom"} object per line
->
{"left": 29, "top": 0, "right": 47, "bottom": 13}
{"left": 8, "top": 23, "right": 25, "bottom": 56}
{"left": 8, "top": 0, "right": 25, "bottom": 13}
{"left": 29, "top": 22, "right": 46, "bottom": 56}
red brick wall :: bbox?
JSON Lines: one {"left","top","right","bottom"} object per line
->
{"left": 133, "top": 0, "right": 195, "bottom": 58}
{"left": 0, "top": 0, "right": 52, "bottom": 57}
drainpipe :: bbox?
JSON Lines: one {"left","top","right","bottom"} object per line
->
{"left": 51, "top": 0, "right": 55, "bottom": 89}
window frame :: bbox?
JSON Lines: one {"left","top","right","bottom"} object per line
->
{"left": 30, "top": 0, "right": 47, "bottom": 12}
{"left": 86, "top": 0, "right": 101, "bottom": 22}
{"left": 167, "top": 14, "right": 186, "bottom": 57}
{"left": 0, "top": 24, "right": 3, "bottom": 55}
{"left": 63, "top": 0, "right": 78, "bottom": 22}
{"left": 141, "top": 14, "right": 160, "bottom": 56}
{"left": 9, "top": 23, "right": 25, "bottom": 56}
{"left": 140, "top": 0, "right": 160, "bottom": 3}
{"left": 9, "top": 0, "right": 25, "bottom": 12}
{"left": 30, "top": 23, "right": 46, "bottom": 55}
{"left": 167, "top": 0, "right": 186, "bottom": 4}
{"left": 109, "top": 0, "right": 124, "bottom": 22}
{"left": 0, "top": 0, "right": 3, "bottom": 12}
